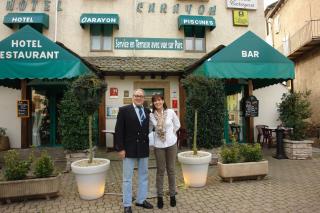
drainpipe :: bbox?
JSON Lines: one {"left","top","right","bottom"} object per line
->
{"left": 54, "top": 0, "right": 58, "bottom": 42}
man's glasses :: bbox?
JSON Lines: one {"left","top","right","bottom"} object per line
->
{"left": 134, "top": 95, "right": 144, "bottom": 98}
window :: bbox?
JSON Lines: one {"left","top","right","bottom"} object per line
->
{"left": 90, "top": 25, "right": 113, "bottom": 51}
{"left": 184, "top": 26, "right": 205, "bottom": 52}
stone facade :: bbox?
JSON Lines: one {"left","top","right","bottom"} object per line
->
{"left": 283, "top": 139, "right": 313, "bottom": 160}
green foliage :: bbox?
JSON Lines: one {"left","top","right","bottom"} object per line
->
{"left": 277, "top": 91, "right": 312, "bottom": 140}
{"left": 34, "top": 151, "right": 54, "bottom": 178}
{"left": 220, "top": 143, "right": 263, "bottom": 164}
{"left": 220, "top": 144, "right": 240, "bottom": 164}
{"left": 0, "top": 127, "right": 6, "bottom": 136}
{"left": 4, "top": 150, "right": 31, "bottom": 180}
{"left": 182, "top": 75, "right": 225, "bottom": 149}
{"left": 239, "top": 143, "right": 263, "bottom": 162}
{"left": 59, "top": 90, "right": 90, "bottom": 151}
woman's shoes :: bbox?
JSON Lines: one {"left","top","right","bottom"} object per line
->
{"left": 157, "top": 197, "right": 163, "bottom": 209}
{"left": 170, "top": 196, "right": 176, "bottom": 207}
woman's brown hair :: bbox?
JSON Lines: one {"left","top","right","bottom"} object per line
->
{"left": 151, "top": 94, "right": 167, "bottom": 112}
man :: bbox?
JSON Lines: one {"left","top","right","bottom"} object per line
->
{"left": 115, "top": 89, "right": 153, "bottom": 213}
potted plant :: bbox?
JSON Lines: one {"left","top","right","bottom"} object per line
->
{"left": 277, "top": 91, "right": 313, "bottom": 160}
{"left": 69, "top": 74, "right": 110, "bottom": 200}
{"left": 218, "top": 142, "right": 268, "bottom": 183}
{"left": 0, "top": 150, "right": 61, "bottom": 203}
{"left": 178, "top": 76, "right": 213, "bottom": 187}
{"left": 0, "top": 127, "right": 10, "bottom": 151}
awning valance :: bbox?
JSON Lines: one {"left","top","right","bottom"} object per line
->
{"left": 80, "top": 13, "right": 119, "bottom": 29}
{"left": 189, "top": 31, "right": 294, "bottom": 90}
{"left": 0, "top": 25, "right": 91, "bottom": 79}
{"left": 178, "top": 15, "right": 216, "bottom": 31}
{"left": 3, "top": 13, "right": 49, "bottom": 29}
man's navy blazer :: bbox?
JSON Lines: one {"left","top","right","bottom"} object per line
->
{"left": 114, "top": 104, "right": 150, "bottom": 158}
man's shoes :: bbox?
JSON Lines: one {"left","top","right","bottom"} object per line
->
{"left": 170, "top": 196, "right": 176, "bottom": 207}
{"left": 157, "top": 197, "right": 164, "bottom": 209}
{"left": 124, "top": 206, "right": 132, "bottom": 213}
{"left": 135, "top": 200, "right": 153, "bottom": 209}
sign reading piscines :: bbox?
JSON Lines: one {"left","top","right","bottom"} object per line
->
{"left": 115, "top": 38, "right": 184, "bottom": 50}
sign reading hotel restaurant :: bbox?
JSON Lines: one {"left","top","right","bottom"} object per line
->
{"left": 17, "top": 100, "right": 30, "bottom": 118}
{"left": 115, "top": 38, "right": 184, "bottom": 50}
{"left": 226, "top": 0, "right": 257, "bottom": 10}
{"left": 0, "top": 39, "right": 59, "bottom": 60}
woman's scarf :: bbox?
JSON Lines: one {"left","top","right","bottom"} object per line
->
{"left": 154, "top": 110, "right": 167, "bottom": 142}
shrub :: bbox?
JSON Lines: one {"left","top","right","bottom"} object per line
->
{"left": 4, "top": 150, "right": 31, "bottom": 180}
{"left": 277, "top": 91, "right": 312, "bottom": 140}
{"left": 220, "top": 143, "right": 263, "bottom": 164}
{"left": 34, "top": 151, "right": 54, "bottom": 178}
{"left": 59, "top": 89, "right": 90, "bottom": 151}
{"left": 239, "top": 143, "right": 263, "bottom": 162}
{"left": 220, "top": 144, "right": 240, "bottom": 164}
{"left": 182, "top": 75, "right": 225, "bottom": 150}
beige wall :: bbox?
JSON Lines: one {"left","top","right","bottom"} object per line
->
{"left": 270, "top": 0, "right": 320, "bottom": 49}
{"left": 0, "top": 0, "right": 266, "bottom": 58}
{"left": 0, "top": 86, "right": 21, "bottom": 148}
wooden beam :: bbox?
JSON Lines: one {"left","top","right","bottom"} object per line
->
{"left": 98, "top": 93, "right": 106, "bottom": 147}
{"left": 20, "top": 80, "right": 30, "bottom": 148}
{"left": 245, "top": 80, "right": 254, "bottom": 143}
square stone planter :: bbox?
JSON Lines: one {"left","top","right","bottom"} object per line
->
{"left": 218, "top": 160, "right": 268, "bottom": 183}
{"left": 0, "top": 174, "right": 61, "bottom": 203}
{"left": 283, "top": 139, "right": 313, "bottom": 160}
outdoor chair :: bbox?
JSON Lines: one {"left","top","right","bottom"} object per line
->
{"left": 261, "top": 127, "right": 275, "bottom": 148}
{"left": 256, "top": 125, "right": 268, "bottom": 144}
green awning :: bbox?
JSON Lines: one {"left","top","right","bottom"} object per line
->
{"left": 0, "top": 25, "right": 91, "bottom": 79}
{"left": 3, "top": 13, "right": 49, "bottom": 29}
{"left": 80, "top": 13, "right": 119, "bottom": 29}
{"left": 178, "top": 15, "right": 216, "bottom": 31}
{"left": 193, "top": 31, "right": 294, "bottom": 83}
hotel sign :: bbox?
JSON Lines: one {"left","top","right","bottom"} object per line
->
{"left": 115, "top": 38, "right": 184, "bottom": 50}
{"left": 226, "top": 0, "right": 257, "bottom": 10}
{"left": 5, "top": 0, "right": 62, "bottom": 11}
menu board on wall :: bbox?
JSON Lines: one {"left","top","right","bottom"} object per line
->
{"left": 17, "top": 100, "right": 30, "bottom": 118}
{"left": 243, "top": 96, "right": 259, "bottom": 117}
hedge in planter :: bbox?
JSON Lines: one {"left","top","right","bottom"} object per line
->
{"left": 218, "top": 143, "right": 268, "bottom": 182}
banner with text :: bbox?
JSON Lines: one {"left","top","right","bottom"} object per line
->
{"left": 114, "top": 37, "right": 184, "bottom": 50}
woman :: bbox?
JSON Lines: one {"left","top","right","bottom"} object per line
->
{"left": 149, "top": 94, "right": 181, "bottom": 209}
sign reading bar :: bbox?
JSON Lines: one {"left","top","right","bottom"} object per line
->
{"left": 226, "top": 0, "right": 257, "bottom": 10}
{"left": 17, "top": 100, "right": 30, "bottom": 118}
{"left": 114, "top": 38, "right": 184, "bottom": 50}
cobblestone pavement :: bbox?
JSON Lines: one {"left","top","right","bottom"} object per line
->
{"left": 1, "top": 148, "right": 320, "bottom": 213}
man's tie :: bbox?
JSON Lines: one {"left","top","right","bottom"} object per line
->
{"left": 138, "top": 107, "right": 146, "bottom": 124}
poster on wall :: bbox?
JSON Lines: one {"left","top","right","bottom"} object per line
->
{"left": 109, "top": 88, "right": 118, "bottom": 98}
{"left": 233, "top": 10, "right": 249, "bottom": 26}
{"left": 106, "top": 106, "right": 119, "bottom": 119}
{"left": 226, "top": 0, "right": 257, "bottom": 10}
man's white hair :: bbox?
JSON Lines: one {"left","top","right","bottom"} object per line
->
{"left": 133, "top": 88, "right": 145, "bottom": 95}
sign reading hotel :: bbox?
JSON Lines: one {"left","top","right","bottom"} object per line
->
{"left": 226, "top": 0, "right": 257, "bottom": 10}
{"left": 0, "top": 39, "right": 60, "bottom": 60}
{"left": 115, "top": 38, "right": 184, "bottom": 50}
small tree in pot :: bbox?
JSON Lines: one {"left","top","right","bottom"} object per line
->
{"left": 277, "top": 91, "right": 313, "bottom": 159}
{"left": 70, "top": 74, "right": 110, "bottom": 200}
{"left": 177, "top": 75, "right": 220, "bottom": 187}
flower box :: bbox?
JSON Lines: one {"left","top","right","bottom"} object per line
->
{"left": 218, "top": 160, "right": 268, "bottom": 183}
{"left": 0, "top": 174, "right": 61, "bottom": 203}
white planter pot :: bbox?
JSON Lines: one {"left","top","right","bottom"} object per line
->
{"left": 71, "top": 158, "right": 110, "bottom": 200}
{"left": 218, "top": 160, "right": 268, "bottom": 183}
{"left": 177, "top": 151, "right": 212, "bottom": 187}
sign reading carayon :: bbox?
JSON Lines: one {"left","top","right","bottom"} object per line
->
{"left": 0, "top": 40, "right": 60, "bottom": 60}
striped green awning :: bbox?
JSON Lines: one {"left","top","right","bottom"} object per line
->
{"left": 80, "top": 13, "right": 119, "bottom": 29}
{"left": 178, "top": 15, "right": 216, "bottom": 31}
{"left": 3, "top": 13, "right": 49, "bottom": 29}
